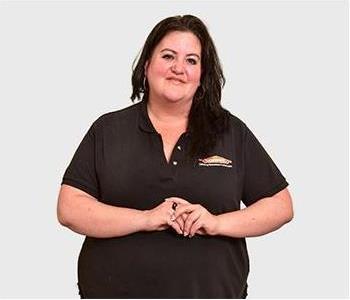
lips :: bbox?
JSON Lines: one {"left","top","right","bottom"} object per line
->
{"left": 166, "top": 77, "right": 185, "bottom": 84}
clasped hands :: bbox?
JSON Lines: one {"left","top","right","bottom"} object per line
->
{"left": 145, "top": 197, "right": 219, "bottom": 238}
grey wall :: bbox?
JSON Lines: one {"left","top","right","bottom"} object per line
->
{"left": 0, "top": 0, "right": 348, "bottom": 298}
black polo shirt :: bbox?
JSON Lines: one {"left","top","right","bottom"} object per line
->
{"left": 62, "top": 100, "right": 288, "bottom": 298}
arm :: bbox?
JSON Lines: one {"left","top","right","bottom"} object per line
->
{"left": 215, "top": 188, "right": 294, "bottom": 238}
{"left": 57, "top": 184, "right": 183, "bottom": 238}
{"left": 57, "top": 184, "right": 148, "bottom": 238}
{"left": 171, "top": 188, "right": 294, "bottom": 238}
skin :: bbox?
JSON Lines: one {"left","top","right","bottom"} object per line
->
{"left": 165, "top": 188, "right": 294, "bottom": 238}
{"left": 144, "top": 30, "right": 201, "bottom": 122}
{"left": 57, "top": 30, "right": 294, "bottom": 239}
{"left": 143, "top": 31, "right": 203, "bottom": 234}
{"left": 143, "top": 30, "right": 294, "bottom": 238}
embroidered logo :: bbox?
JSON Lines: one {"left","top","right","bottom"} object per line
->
{"left": 198, "top": 155, "right": 233, "bottom": 168}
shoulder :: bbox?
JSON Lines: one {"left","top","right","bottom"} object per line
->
{"left": 226, "top": 111, "right": 249, "bottom": 136}
{"left": 221, "top": 111, "right": 258, "bottom": 147}
{"left": 90, "top": 101, "right": 142, "bottom": 132}
{"left": 227, "top": 112, "right": 246, "bottom": 128}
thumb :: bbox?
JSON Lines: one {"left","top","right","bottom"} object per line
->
{"left": 165, "top": 197, "right": 191, "bottom": 205}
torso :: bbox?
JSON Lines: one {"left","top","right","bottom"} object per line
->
{"left": 148, "top": 114, "right": 187, "bottom": 163}
{"left": 159, "top": 129, "right": 185, "bottom": 163}
{"left": 65, "top": 101, "right": 273, "bottom": 298}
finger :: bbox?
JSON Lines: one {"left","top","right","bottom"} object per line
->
{"left": 189, "top": 219, "right": 202, "bottom": 237}
{"left": 183, "top": 211, "right": 201, "bottom": 237}
{"left": 167, "top": 216, "right": 183, "bottom": 235}
{"left": 196, "top": 229, "right": 206, "bottom": 235}
{"left": 173, "top": 204, "right": 197, "bottom": 220}
{"left": 182, "top": 213, "right": 191, "bottom": 230}
{"left": 164, "top": 199, "right": 177, "bottom": 212}
{"left": 169, "top": 210, "right": 184, "bottom": 234}
{"left": 173, "top": 214, "right": 184, "bottom": 231}
{"left": 172, "top": 223, "right": 183, "bottom": 235}
{"left": 159, "top": 224, "right": 170, "bottom": 231}
{"left": 170, "top": 210, "right": 176, "bottom": 222}
{"left": 165, "top": 197, "right": 191, "bottom": 205}
{"left": 174, "top": 213, "right": 188, "bottom": 232}
{"left": 165, "top": 199, "right": 181, "bottom": 214}
{"left": 181, "top": 213, "right": 188, "bottom": 224}
{"left": 175, "top": 219, "right": 184, "bottom": 233}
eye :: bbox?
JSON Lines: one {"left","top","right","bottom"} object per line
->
{"left": 162, "top": 54, "right": 174, "bottom": 60}
{"left": 187, "top": 58, "right": 198, "bottom": 65}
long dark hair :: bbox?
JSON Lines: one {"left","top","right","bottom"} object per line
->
{"left": 131, "top": 15, "right": 230, "bottom": 158}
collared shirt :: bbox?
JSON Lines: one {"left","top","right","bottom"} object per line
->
{"left": 62, "top": 100, "right": 288, "bottom": 298}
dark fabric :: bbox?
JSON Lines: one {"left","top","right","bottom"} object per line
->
{"left": 62, "top": 100, "right": 288, "bottom": 298}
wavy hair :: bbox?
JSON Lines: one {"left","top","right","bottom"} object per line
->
{"left": 131, "top": 15, "right": 230, "bottom": 158}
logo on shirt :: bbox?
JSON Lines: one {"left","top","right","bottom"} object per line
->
{"left": 198, "top": 155, "right": 232, "bottom": 168}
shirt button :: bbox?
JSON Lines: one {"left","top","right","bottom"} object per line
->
{"left": 172, "top": 161, "right": 178, "bottom": 166}
{"left": 177, "top": 145, "right": 182, "bottom": 151}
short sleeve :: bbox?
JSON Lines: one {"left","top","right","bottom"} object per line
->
{"left": 241, "top": 124, "right": 288, "bottom": 206}
{"left": 61, "top": 122, "right": 100, "bottom": 199}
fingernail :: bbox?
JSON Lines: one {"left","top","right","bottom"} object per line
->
{"left": 184, "top": 231, "right": 188, "bottom": 236}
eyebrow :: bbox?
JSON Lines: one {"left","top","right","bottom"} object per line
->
{"left": 160, "top": 48, "right": 201, "bottom": 59}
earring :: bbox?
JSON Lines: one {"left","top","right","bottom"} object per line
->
{"left": 142, "top": 77, "right": 147, "bottom": 91}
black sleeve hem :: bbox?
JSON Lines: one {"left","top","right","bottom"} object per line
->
{"left": 243, "top": 180, "right": 289, "bottom": 206}
{"left": 61, "top": 177, "right": 100, "bottom": 200}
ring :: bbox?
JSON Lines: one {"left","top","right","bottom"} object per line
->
{"left": 172, "top": 202, "right": 177, "bottom": 210}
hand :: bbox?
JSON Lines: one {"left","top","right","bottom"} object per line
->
{"left": 144, "top": 200, "right": 183, "bottom": 234}
{"left": 164, "top": 197, "right": 191, "bottom": 234}
{"left": 172, "top": 203, "right": 219, "bottom": 237}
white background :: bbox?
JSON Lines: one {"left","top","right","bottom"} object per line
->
{"left": 0, "top": 0, "right": 348, "bottom": 298}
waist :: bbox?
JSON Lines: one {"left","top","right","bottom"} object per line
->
{"left": 78, "top": 231, "right": 249, "bottom": 298}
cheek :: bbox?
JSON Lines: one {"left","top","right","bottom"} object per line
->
{"left": 188, "top": 69, "right": 201, "bottom": 85}
{"left": 148, "top": 62, "right": 168, "bottom": 78}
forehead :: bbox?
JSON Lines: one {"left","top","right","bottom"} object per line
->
{"left": 154, "top": 31, "right": 201, "bottom": 56}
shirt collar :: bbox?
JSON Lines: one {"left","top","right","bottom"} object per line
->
{"left": 138, "top": 100, "right": 158, "bottom": 133}
{"left": 137, "top": 99, "right": 191, "bottom": 137}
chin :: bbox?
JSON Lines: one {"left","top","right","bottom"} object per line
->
{"left": 162, "top": 92, "right": 192, "bottom": 103}
{"left": 164, "top": 97, "right": 185, "bottom": 103}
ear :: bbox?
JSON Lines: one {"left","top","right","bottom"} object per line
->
{"left": 144, "top": 60, "right": 149, "bottom": 75}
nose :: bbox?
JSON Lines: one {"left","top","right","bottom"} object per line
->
{"left": 171, "top": 59, "right": 184, "bottom": 74}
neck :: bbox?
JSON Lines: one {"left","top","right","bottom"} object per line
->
{"left": 147, "top": 97, "right": 192, "bottom": 125}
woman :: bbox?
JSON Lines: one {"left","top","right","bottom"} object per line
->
{"left": 57, "top": 15, "right": 293, "bottom": 298}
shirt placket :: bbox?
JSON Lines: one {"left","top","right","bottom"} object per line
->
{"left": 157, "top": 133, "right": 188, "bottom": 193}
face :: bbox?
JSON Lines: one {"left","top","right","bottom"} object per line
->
{"left": 145, "top": 31, "right": 202, "bottom": 105}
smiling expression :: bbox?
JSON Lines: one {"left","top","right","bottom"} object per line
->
{"left": 145, "top": 31, "right": 202, "bottom": 104}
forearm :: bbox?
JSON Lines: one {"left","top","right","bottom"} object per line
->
{"left": 215, "top": 195, "right": 293, "bottom": 238}
{"left": 58, "top": 195, "right": 148, "bottom": 238}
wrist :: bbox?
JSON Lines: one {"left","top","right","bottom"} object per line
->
{"left": 141, "top": 210, "right": 152, "bottom": 232}
{"left": 211, "top": 215, "right": 222, "bottom": 236}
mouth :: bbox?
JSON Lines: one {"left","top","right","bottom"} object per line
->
{"left": 167, "top": 77, "right": 185, "bottom": 84}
